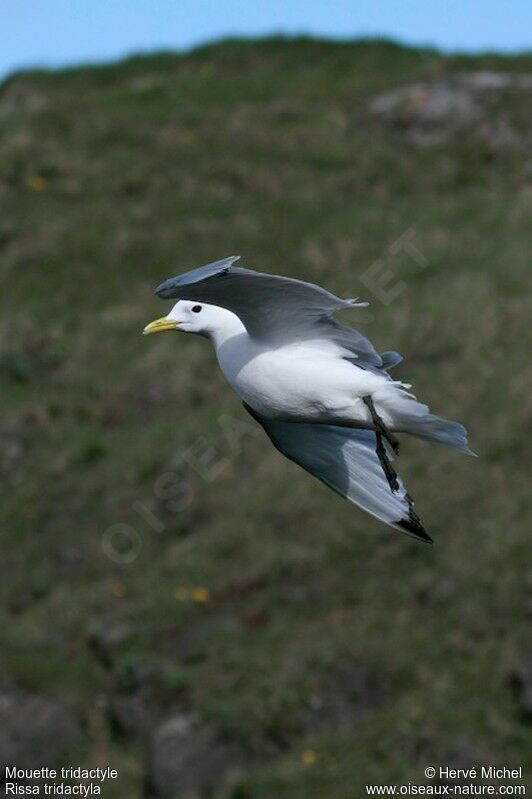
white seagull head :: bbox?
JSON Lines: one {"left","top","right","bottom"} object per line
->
{"left": 143, "top": 299, "right": 243, "bottom": 340}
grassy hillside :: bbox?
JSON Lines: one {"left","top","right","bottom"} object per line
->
{"left": 1, "top": 37, "right": 531, "bottom": 797}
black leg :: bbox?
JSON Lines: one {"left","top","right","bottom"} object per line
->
{"left": 375, "top": 431, "right": 400, "bottom": 493}
{"left": 363, "top": 395, "right": 400, "bottom": 455}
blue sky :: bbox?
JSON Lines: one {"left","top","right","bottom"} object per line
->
{"left": 2, "top": 0, "right": 532, "bottom": 80}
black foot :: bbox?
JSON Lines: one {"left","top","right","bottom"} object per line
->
{"left": 375, "top": 431, "right": 400, "bottom": 493}
{"left": 363, "top": 395, "right": 400, "bottom": 455}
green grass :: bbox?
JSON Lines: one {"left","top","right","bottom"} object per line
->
{"left": 1, "top": 36, "right": 531, "bottom": 796}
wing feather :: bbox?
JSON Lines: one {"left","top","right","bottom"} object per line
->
{"left": 243, "top": 403, "right": 431, "bottom": 543}
{"left": 156, "top": 256, "right": 384, "bottom": 369}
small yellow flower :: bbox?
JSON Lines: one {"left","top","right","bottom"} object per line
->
{"left": 192, "top": 586, "right": 211, "bottom": 603}
{"left": 112, "top": 581, "right": 126, "bottom": 598}
{"left": 175, "top": 587, "right": 190, "bottom": 601}
{"left": 28, "top": 174, "right": 48, "bottom": 191}
{"left": 301, "top": 749, "right": 317, "bottom": 765}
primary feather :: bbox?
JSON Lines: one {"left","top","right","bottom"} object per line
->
{"left": 243, "top": 403, "right": 431, "bottom": 543}
{"left": 156, "top": 256, "right": 385, "bottom": 370}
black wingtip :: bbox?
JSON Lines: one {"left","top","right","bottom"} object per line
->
{"left": 396, "top": 516, "right": 433, "bottom": 544}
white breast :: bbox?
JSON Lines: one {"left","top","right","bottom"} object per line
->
{"left": 215, "top": 336, "right": 299, "bottom": 416}
{"left": 214, "top": 333, "right": 380, "bottom": 422}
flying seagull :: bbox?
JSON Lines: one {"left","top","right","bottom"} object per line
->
{"left": 143, "top": 256, "right": 473, "bottom": 543}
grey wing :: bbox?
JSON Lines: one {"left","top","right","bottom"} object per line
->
{"left": 243, "top": 403, "right": 431, "bottom": 543}
{"left": 156, "top": 256, "right": 385, "bottom": 369}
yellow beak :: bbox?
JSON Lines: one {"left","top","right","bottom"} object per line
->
{"left": 142, "top": 316, "right": 181, "bottom": 335}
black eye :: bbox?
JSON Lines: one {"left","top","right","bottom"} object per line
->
{"left": 191, "top": 305, "right": 202, "bottom": 313}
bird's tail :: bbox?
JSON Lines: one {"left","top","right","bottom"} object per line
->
{"left": 375, "top": 385, "right": 475, "bottom": 455}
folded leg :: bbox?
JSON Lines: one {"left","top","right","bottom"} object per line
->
{"left": 363, "top": 394, "right": 400, "bottom": 455}
{"left": 375, "top": 431, "right": 400, "bottom": 493}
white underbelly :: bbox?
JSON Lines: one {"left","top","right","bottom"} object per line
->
{"left": 216, "top": 340, "right": 386, "bottom": 424}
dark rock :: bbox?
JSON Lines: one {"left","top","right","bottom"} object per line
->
{"left": 0, "top": 679, "right": 81, "bottom": 775}
{"left": 145, "top": 712, "right": 248, "bottom": 798}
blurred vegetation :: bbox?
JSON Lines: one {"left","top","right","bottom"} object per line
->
{"left": 1, "top": 37, "right": 531, "bottom": 797}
